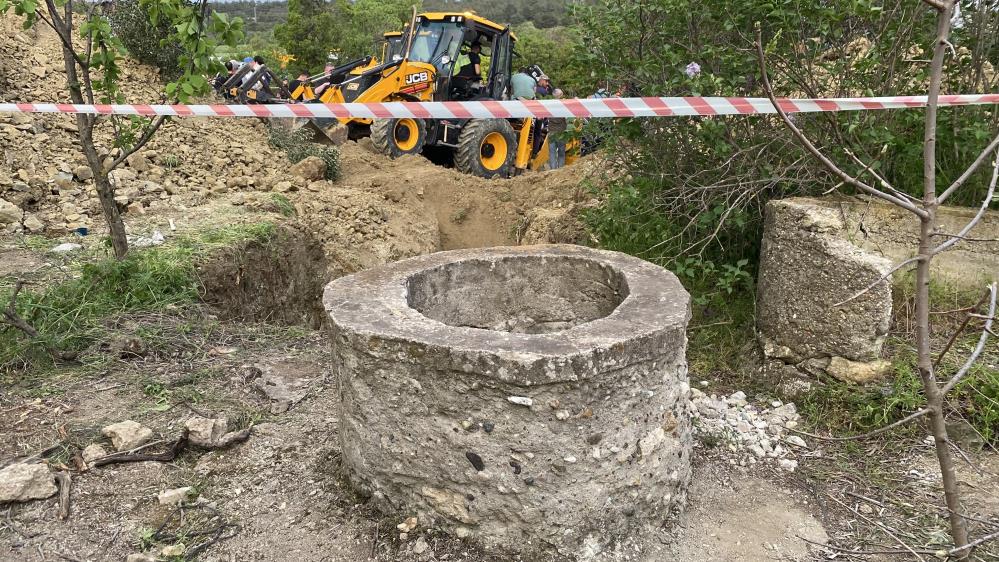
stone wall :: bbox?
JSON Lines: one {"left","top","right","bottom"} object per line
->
{"left": 757, "top": 196, "right": 998, "bottom": 384}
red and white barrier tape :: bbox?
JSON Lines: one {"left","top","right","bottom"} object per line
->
{"left": 2, "top": 94, "right": 998, "bottom": 119}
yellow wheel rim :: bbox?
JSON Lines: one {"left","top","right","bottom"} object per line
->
{"left": 480, "top": 132, "right": 508, "bottom": 171}
{"left": 394, "top": 118, "right": 419, "bottom": 152}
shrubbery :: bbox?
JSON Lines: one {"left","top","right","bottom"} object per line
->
{"left": 108, "top": 0, "right": 186, "bottom": 79}
{"left": 574, "top": 0, "right": 998, "bottom": 286}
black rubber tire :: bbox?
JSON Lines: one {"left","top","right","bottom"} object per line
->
{"left": 370, "top": 118, "right": 426, "bottom": 158}
{"left": 454, "top": 119, "right": 517, "bottom": 179}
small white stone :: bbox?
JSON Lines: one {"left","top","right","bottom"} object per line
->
{"left": 157, "top": 487, "right": 194, "bottom": 506}
{"left": 49, "top": 242, "right": 82, "bottom": 253}
{"left": 786, "top": 435, "right": 807, "bottom": 448}
{"left": 81, "top": 443, "right": 108, "bottom": 464}
{"left": 507, "top": 396, "right": 533, "bottom": 407}
{"left": 101, "top": 420, "right": 153, "bottom": 451}
{"left": 564, "top": 456, "right": 577, "bottom": 463}
{"left": 779, "top": 459, "right": 798, "bottom": 472}
{"left": 397, "top": 516, "right": 418, "bottom": 532}
{"left": 161, "top": 544, "right": 186, "bottom": 557}
{"left": 413, "top": 536, "right": 429, "bottom": 554}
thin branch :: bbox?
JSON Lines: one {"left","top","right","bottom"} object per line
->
{"left": 1, "top": 280, "right": 77, "bottom": 362}
{"left": 941, "top": 282, "right": 998, "bottom": 394}
{"left": 754, "top": 26, "right": 928, "bottom": 218}
{"left": 110, "top": 116, "right": 169, "bottom": 171}
{"left": 831, "top": 256, "right": 921, "bottom": 307}
{"left": 933, "top": 151, "right": 999, "bottom": 256}
{"left": 930, "top": 232, "right": 999, "bottom": 243}
{"left": 939, "top": 131, "right": 999, "bottom": 204}
{"left": 789, "top": 408, "right": 930, "bottom": 441}
{"left": 934, "top": 287, "right": 992, "bottom": 370}
{"left": 843, "top": 147, "right": 917, "bottom": 203}
{"left": 949, "top": 529, "right": 999, "bottom": 556}
{"left": 38, "top": 1, "right": 88, "bottom": 70}
{"left": 920, "top": 0, "right": 947, "bottom": 11}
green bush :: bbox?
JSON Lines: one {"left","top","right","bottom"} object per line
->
{"left": 267, "top": 126, "right": 341, "bottom": 181}
{"left": 574, "top": 0, "right": 999, "bottom": 286}
{"left": 108, "top": 0, "right": 187, "bottom": 79}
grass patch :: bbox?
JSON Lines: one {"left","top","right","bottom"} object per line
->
{"left": 0, "top": 222, "right": 277, "bottom": 375}
{"left": 270, "top": 194, "right": 296, "bottom": 217}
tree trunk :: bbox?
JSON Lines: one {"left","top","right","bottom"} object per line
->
{"left": 917, "top": 1, "right": 970, "bottom": 557}
{"left": 93, "top": 172, "right": 129, "bottom": 259}
{"left": 53, "top": 3, "right": 130, "bottom": 260}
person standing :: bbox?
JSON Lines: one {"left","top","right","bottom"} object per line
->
{"left": 511, "top": 68, "right": 537, "bottom": 100}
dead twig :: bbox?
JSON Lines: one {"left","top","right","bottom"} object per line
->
{"left": 934, "top": 286, "right": 993, "bottom": 370}
{"left": 788, "top": 408, "right": 930, "bottom": 441}
{"left": 826, "top": 493, "right": 927, "bottom": 561}
{"left": 949, "top": 529, "right": 999, "bottom": 557}
{"left": 55, "top": 471, "right": 71, "bottom": 520}
{"left": 92, "top": 426, "right": 252, "bottom": 468}
{"left": 92, "top": 432, "right": 190, "bottom": 467}
{"left": 941, "top": 282, "right": 998, "bottom": 394}
{"left": 796, "top": 534, "right": 937, "bottom": 557}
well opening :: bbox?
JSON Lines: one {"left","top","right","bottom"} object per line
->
{"left": 405, "top": 255, "right": 629, "bottom": 334}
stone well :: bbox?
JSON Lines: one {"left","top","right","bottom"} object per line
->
{"left": 324, "top": 245, "right": 692, "bottom": 557}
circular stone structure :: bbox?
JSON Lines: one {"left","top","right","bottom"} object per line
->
{"left": 324, "top": 245, "right": 692, "bottom": 557}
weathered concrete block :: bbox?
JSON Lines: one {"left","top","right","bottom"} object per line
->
{"left": 757, "top": 199, "right": 893, "bottom": 379}
{"left": 325, "top": 245, "right": 692, "bottom": 558}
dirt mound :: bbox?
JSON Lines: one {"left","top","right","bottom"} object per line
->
{"left": 0, "top": 16, "right": 296, "bottom": 237}
{"left": 308, "top": 139, "right": 603, "bottom": 252}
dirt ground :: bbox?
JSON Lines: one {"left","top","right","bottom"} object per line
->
{"left": 0, "top": 312, "right": 831, "bottom": 562}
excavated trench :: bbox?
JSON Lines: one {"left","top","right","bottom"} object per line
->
{"left": 197, "top": 222, "right": 330, "bottom": 328}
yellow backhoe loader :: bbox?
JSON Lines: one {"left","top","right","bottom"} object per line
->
{"left": 312, "top": 11, "right": 575, "bottom": 178}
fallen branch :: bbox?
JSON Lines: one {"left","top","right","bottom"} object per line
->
{"left": 55, "top": 471, "right": 71, "bottom": 520}
{"left": 796, "top": 534, "right": 937, "bottom": 557}
{"left": 948, "top": 529, "right": 999, "bottom": 557}
{"left": 827, "top": 493, "right": 927, "bottom": 561}
{"left": 92, "top": 426, "right": 252, "bottom": 468}
{"left": 153, "top": 503, "right": 240, "bottom": 560}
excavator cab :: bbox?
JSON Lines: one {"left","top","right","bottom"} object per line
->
{"left": 382, "top": 31, "right": 405, "bottom": 63}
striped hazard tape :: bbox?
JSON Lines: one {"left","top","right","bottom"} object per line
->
{"left": 1, "top": 94, "right": 998, "bottom": 119}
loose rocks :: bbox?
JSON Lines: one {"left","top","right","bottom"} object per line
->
{"left": 81, "top": 443, "right": 108, "bottom": 464}
{"left": 185, "top": 416, "right": 228, "bottom": 447}
{"left": 0, "top": 463, "right": 57, "bottom": 503}
{"left": 326, "top": 245, "right": 693, "bottom": 558}
{"left": 690, "top": 388, "right": 806, "bottom": 471}
{"left": 101, "top": 420, "right": 153, "bottom": 451}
